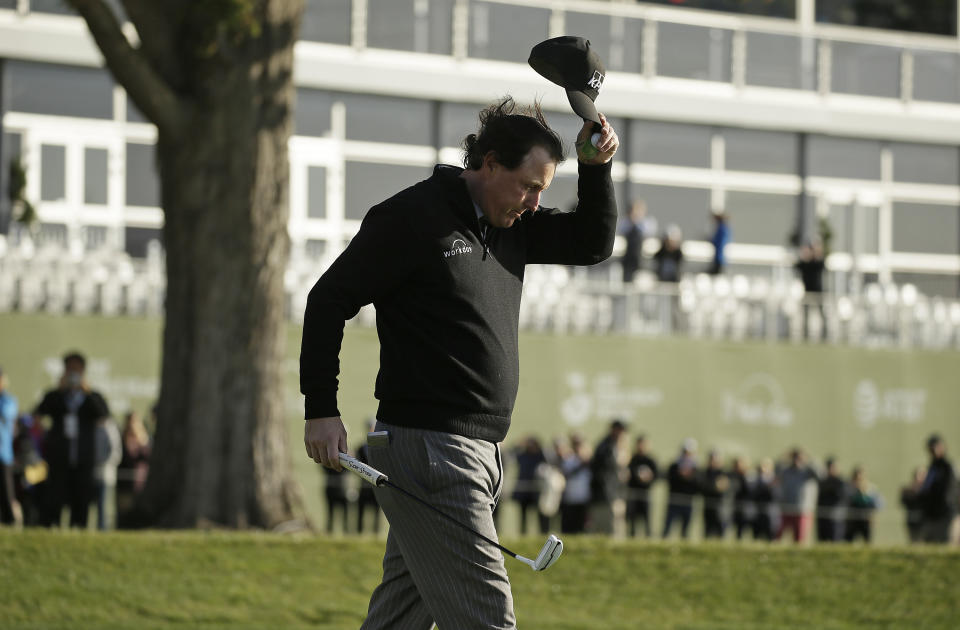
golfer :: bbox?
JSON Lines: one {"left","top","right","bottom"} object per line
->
{"left": 302, "top": 95, "right": 618, "bottom": 628}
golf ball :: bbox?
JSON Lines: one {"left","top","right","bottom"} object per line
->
{"left": 591, "top": 132, "right": 601, "bottom": 148}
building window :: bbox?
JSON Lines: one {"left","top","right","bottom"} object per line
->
{"left": 912, "top": 50, "right": 960, "bottom": 104}
{"left": 300, "top": 0, "right": 351, "bottom": 45}
{"left": 469, "top": 2, "right": 550, "bottom": 62}
{"left": 724, "top": 128, "right": 799, "bottom": 175}
{"left": 828, "top": 204, "right": 880, "bottom": 256}
{"left": 344, "top": 162, "right": 431, "bottom": 220}
{"left": 817, "top": 2, "right": 956, "bottom": 37}
{"left": 892, "top": 143, "right": 959, "bottom": 186}
{"left": 125, "top": 227, "right": 162, "bottom": 258}
{"left": 627, "top": 183, "right": 711, "bottom": 241}
{"left": 439, "top": 102, "right": 482, "bottom": 150}
{"left": 125, "top": 143, "right": 160, "bottom": 207}
{"left": 745, "top": 33, "right": 817, "bottom": 91}
{"left": 806, "top": 136, "right": 882, "bottom": 180}
{"left": 630, "top": 121, "right": 712, "bottom": 169}
{"left": 892, "top": 203, "right": 960, "bottom": 256}
{"left": 40, "top": 144, "right": 66, "bottom": 202}
{"left": 8, "top": 61, "right": 114, "bottom": 120}
{"left": 307, "top": 166, "right": 326, "bottom": 219}
{"left": 724, "top": 192, "right": 798, "bottom": 246}
{"left": 541, "top": 174, "right": 578, "bottom": 213}
{"left": 84, "top": 147, "right": 109, "bottom": 205}
{"left": 657, "top": 23, "right": 732, "bottom": 83}
{"left": 294, "top": 89, "right": 334, "bottom": 138}
{"left": 341, "top": 93, "right": 432, "bottom": 145}
{"left": 367, "top": 0, "right": 454, "bottom": 55}
{"left": 831, "top": 42, "right": 901, "bottom": 99}
{"left": 305, "top": 238, "right": 327, "bottom": 260}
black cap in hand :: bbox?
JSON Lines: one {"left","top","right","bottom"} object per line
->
{"left": 528, "top": 36, "right": 606, "bottom": 124}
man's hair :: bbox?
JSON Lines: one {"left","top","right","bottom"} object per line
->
{"left": 462, "top": 97, "right": 566, "bottom": 171}
{"left": 63, "top": 351, "right": 86, "bottom": 368}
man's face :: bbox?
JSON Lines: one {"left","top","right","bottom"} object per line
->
{"left": 930, "top": 441, "right": 946, "bottom": 458}
{"left": 64, "top": 358, "right": 85, "bottom": 388}
{"left": 480, "top": 146, "right": 556, "bottom": 228}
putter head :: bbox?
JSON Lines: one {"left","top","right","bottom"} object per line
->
{"left": 532, "top": 534, "right": 563, "bottom": 571}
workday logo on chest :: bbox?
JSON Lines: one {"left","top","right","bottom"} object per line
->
{"left": 443, "top": 238, "right": 473, "bottom": 259}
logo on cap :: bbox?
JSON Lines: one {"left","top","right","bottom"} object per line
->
{"left": 588, "top": 71, "right": 604, "bottom": 92}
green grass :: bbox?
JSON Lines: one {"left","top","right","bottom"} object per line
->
{"left": 2, "top": 530, "right": 958, "bottom": 630}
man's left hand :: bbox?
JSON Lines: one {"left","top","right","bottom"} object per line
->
{"left": 576, "top": 113, "right": 619, "bottom": 165}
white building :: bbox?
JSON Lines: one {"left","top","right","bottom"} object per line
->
{"left": 1, "top": 0, "right": 959, "bottom": 345}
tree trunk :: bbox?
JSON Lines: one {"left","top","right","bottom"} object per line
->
{"left": 136, "top": 9, "right": 304, "bottom": 528}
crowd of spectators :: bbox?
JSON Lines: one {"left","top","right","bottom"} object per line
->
{"left": 2, "top": 354, "right": 953, "bottom": 546}
{"left": 503, "top": 420, "right": 958, "bottom": 545}
{"left": 0, "top": 353, "right": 151, "bottom": 530}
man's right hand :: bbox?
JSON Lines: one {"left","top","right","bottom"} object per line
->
{"left": 305, "top": 416, "right": 348, "bottom": 470}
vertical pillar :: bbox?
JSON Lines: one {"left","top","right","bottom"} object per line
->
{"left": 641, "top": 20, "right": 657, "bottom": 80}
{"left": 452, "top": 0, "right": 469, "bottom": 60}
{"left": 0, "top": 59, "right": 8, "bottom": 234}
{"left": 351, "top": 0, "right": 368, "bottom": 50}
{"left": 793, "top": 132, "right": 808, "bottom": 247}
{"left": 797, "top": 0, "right": 815, "bottom": 29}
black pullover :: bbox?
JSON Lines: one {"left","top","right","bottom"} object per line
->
{"left": 300, "top": 160, "right": 616, "bottom": 442}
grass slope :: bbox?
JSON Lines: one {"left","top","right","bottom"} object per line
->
{"left": 2, "top": 530, "right": 958, "bottom": 630}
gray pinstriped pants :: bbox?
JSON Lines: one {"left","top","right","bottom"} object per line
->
{"left": 360, "top": 421, "right": 516, "bottom": 630}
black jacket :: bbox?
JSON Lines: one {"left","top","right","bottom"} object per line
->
{"left": 301, "top": 161, "right": 616, "bottom": 442}
{"left": 920, "top": 457, "right": 957, "bottom": 519}
{"left": 35, "top": 388, "right": 110, "bottom": 470}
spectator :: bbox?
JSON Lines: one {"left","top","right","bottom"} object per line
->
{"left": 620, "top": 200, "right": 655, "bottom": 284}
{"left": 12, "top": 414, "right": 46, "bottom": 526}
{"left": 589, "top": 419, "right": 627, "bottom": 535}
{"left": 116, "top": 411, "right": 151, "bottom": 525}
{"left": 900, "top": 467, "right": 926, "bottom": 543}
{"left": 729, "top": 456, "right": 753, "bottom": 540}
{"left": 511, "top": 435, "right": 548, "bottom": 535}
{"left": 776, "top": 448, "right": 818, "bottom": 543}
{"left": 355, "top": 420, "right": 381, "bottom": 535}
{"left": 708, "top": 211, "right": 730, "bottom": 275}
{"left": 323, "top": 463, "right": 350, "bottom": 535}
{"left": 917, "top": 434, "right": 957, "bottom": 543}
{"left": 752, "top": 457, "right": 777, "bottom": 541}
{"left": 662, "top": 438, "right": 699, "bottom": 540}
{"left": 816, "top": 457, "right": 847, "bottom": 542}
{"left": 626, "top": 435, "right": 658, "bottom": 537}
{"left": 560, "top": 434, "right": 592, "bottom": 534}
{"left": 700, "top": 450, "right": 729, "bottom": 539}
{"left": 92, "top": 416, "right": 122, "bottom": 530}
{"left": 33, "top": 351, "right": 111, "bottom": 528}
{"left": 0, "top": 367, "right": 18, "bottom": 525}
{"left": 845, "top": 466, "right": 882, "bottom": 543}
{"left": 537, "top": 439, "right": 567, "bottom": 533}
{"left": 653, "top": 224, "right": 684, "bottom": 283}
{"left": 795, "top": 239, "right": 827, "bottom": 340}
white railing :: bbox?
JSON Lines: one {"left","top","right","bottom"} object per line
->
{"left": 3, "top": 228, "right": 958, "bottom": 349}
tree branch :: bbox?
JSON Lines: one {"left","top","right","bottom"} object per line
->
{"left": 117, "top": 0, "right": 184, "bottom": 90}
{"left": 68, "top": 0, "right": 186, "bottom": 138}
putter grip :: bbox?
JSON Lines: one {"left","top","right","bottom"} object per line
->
{"left": 339, "top": 452, "right": 387, "bottom": 486}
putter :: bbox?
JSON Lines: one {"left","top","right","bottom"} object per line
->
{"left": 339, "top": 452, "right": 564, "bottom": 572}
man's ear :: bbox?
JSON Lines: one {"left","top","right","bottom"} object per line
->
{"left": 482, "top": 151, "right": 498, "bottom": 172}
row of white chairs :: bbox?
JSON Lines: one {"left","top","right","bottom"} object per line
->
{"left": 4, "top": 242, "right": 960, "bottom": 349}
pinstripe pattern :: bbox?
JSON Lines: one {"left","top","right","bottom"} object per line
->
{"left": 361, "top": 422, "right": 516, "bottom": 630}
